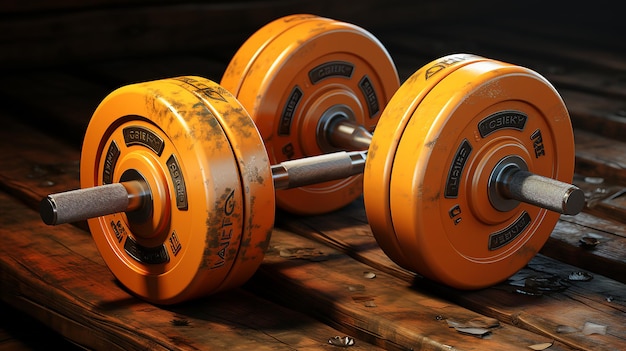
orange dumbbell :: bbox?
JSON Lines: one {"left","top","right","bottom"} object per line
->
{"left": 40, "top": 15, "right": 584, "bottom": 304}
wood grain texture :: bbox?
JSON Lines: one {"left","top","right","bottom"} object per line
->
{"left": 0, "top": 188, "right": 389, "bottom": 350}
{"left": 276, "top": 201, "right": 626, "bottom": 351}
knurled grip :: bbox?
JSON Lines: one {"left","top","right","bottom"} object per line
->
{"left": 40, "top": 182, "right": 134, "bottom": 225}
{"left": 272, "top": 151, "right": 367, "bottom": 190}
{"left": 501, "top": 170, "right": 585, "bottom": 215}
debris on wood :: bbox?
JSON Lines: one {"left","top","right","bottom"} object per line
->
{"left": 170, "top": 318, "right": 190, "bottom": 326}
{"left": 328, "top": 335, "right": 355, "bottom": 347}
{"left": 568, "top": 271, "right": 593, "bottom": 281}
{"left": 363, "top": 271, "right": 376, "bottom": 279}
{"left": 347, "top": 284, "right": 365, "bottom": 292}
{"left": 581, "top": 321, "right": 608, "bottom": 335}
{"left": 584, "top": 177, "right": 604, "bottom": 184}
{"left": 528, "top": 341, "right": 554, "bottom": 350}
{"left": 277, "top": 247, "right": 327, "bottom": 261}
{"left": 578, "top": 236, "right": 600, "bottom": 249}
{"left": 555, "top": 325, "right": 578, "bottom": 334}
{"left": 363, "top": 300, "right": 377, "bottom": 308}
{"left": 446, "top": 316, "right": 500, "bottom": 338}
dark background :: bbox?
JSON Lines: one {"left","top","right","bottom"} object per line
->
{"left": 1, "top": 0, "right": 623, "bottom": 73}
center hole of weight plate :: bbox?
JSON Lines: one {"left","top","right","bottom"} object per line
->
{"left": 488, "top": 155, "right": 528, "bottom": 212}
{"left": 316, "top": 104, "right": 357, "bottom": 153}
{"left": 119, "top": 169, "right": 153, "bottom": 225}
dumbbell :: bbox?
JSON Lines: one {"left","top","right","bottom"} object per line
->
{"left": 39, "top": 15, "right": 397, "bottom": 305}
{"left": 221, "top": 15, "right": 585, "bottom": 288}
{"left": 39, "top": 14, "right": 585, "bottom": 305}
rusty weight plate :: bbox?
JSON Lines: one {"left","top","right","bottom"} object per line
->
{"left": 81, "top": 76, "right": 274, "bottom": 304}
{"left": 221, "top": 14, "right": 399, "bottom": 215}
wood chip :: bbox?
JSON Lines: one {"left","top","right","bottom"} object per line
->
{"left": 278, "top": 247, "right": 326, "bottom": 260}
{"left": 568, "top": 271, "right": 593, "bottom": 281}
{"left": 579, "top": 236, "right": 600, "bottom": 248}
{"left": 582, "top": 322, "right": 607, "bottom": 335}
{"left": 528, "top": 341, "right": 554, "bottom": 350}
{"left": 556, "top": 325, "right": 578, "bottom": 334}
{"left": 363, "top": 271, "right": 376, "bottom": 279}
{"left": 453, "top": 327, "right": 492, "bottom": 338}
{"left": 364, "top": 300, "right": 377, "bottom": 308}
{"left": 467, "top": 316, "right": 500, "bottom": 329}
{"left": 328, "top": 335, "right": 355, "bottom": 347}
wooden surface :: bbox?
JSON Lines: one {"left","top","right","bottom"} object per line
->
{"left": 0, "top": 1, "right": 625, "bottom": 350}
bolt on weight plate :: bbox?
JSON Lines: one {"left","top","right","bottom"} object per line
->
{"left": 221, "top": 14, "right": 400, "bottom": 215}
{"left": 81, "top": 77, "right": 274, "bottom": 304}
{"left": 365, "top": 54, "right": 575, "bottom": 289}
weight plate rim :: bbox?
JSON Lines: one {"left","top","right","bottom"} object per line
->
{"left": 171, "top": 76, "right": 275, "bottom": 293}
{"left": 364, "top": 54, "right": 490, "bottom": 270}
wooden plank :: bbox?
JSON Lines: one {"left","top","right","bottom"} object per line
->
{"left": 275, "top": 201, "right": 626, "bottom": 351}
{"left": 252, "top": 228, "right": 576, "bottom": 351}
{"left": 0, "top": 115, "right": 83, "bottom": 212}
{"left": 0, "top": 71, "right": 109, "bottom": 145}
{"left": 562, "top": 91, "right": 626, "bottom": 142}
{"left": 0, "top": 7, "right": 624, "bottom": 350}
{"left": 0, "top": 189, "right": 388, "bottom": 351}
{"left": 452, "top": 254, "right": 625, "bottom": 350}
{"left": 573, "top": 175, "right": 626, "bottom": 225}
{"left": 574, "top": 130, "right": 626, "bottom": 184}
{"left": 542, "top": 214, "right": 626, "bottom": 285}
{"left": 0, "top": 302, "right": 82, "bottom": 351}
{"left": 541, "top": 175, "right": 626, "bottom": 284}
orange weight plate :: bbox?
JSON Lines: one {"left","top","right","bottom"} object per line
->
{"left": 170, "top": 76, "right": 275, "bottom": 293}
{"left": 388, "top": 57, "right": 574, "bottom": 289}
{"left": 364, "top": 54, "right": 491, "bottom": 269}
{"left": 81, "top": 77, "right": 270, "bottom": 304}
{"left": 222, "top": 14, "right": 400, "bottom": 215}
